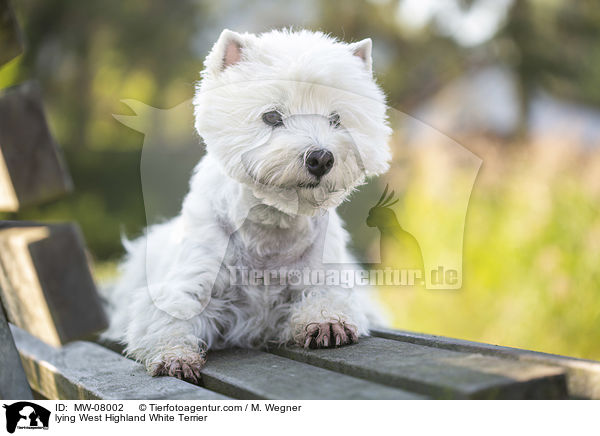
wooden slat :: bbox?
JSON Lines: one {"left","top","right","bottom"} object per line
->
{"left": 0, "top": 0, "right": 23, "bottom": 67}
{"left": 11, "top": 325, "right": 229, "bottom": 400}
{"left": 372, "top": 327, "right": 600, "bottom": 399}
{"left": 0, "top": 82, "right": 72, "bottom": 211}
{"left": 99, "top": 340, "right": 423, "bottom": 399}
{"left": 202, "top": 348, "right": 425, "bottom": 399}
{"left": 0, "top": 222, "right": 108, "bottom": 345}
{"left": 270, "top": 337, "right": 568, "bottom": 399}
{"left": 0, "top": 307, "right": 32, "bottom": 399}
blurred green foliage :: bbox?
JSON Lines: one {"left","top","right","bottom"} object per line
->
{"left": 1, "top": 0, "right": 599, "bottom": 359}
{"left": 379, "top": 139, "right": 600, "bottom": 360}
{"left": 1, "top": 0, "right": 206, "bottom": 258}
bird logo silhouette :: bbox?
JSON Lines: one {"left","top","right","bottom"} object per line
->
{"left": 367, "top": 184, "right": 424, "bottom": 282}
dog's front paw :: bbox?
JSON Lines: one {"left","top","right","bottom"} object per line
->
{"left": 301, "top": 321, "right": 358, "bottom": 349}
{"left": 147, "top": 352, "right": 206, "bottom": 384}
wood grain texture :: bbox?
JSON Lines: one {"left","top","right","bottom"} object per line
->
{"left": 0, "top": 222, "right": 107, "bottom": 345}
{"left": 0, "top": 308, "right": 32, "bottom": 399}
{"left": 270, "top": 337, "right": 568, "bottom": 399}
{"left": 202, "top": 348, "right": 425, "bottom": 399}
{"left": 11, "top": 325, "right": 229, "bottom": 400}
{"left": 372, "top": 327, "right": 600, "bottom": 399}
{"left": 0, "top": 82, "right": 72, "bottom": 211}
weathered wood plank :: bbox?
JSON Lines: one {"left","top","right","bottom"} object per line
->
{"left": 0, "top": 82, "right": 72, "bottom": 211}
{"left": 0, "top": 222, "right": 107, "bottom": 345}
{"left": 0, "top": 0, "right": 23, "bottom": 67}
{"left": 270, "top": 337, "right": 568, "bottom": 399}
{"left": 372, "top": 327, "right": 600, "bottom": 399}
{"left": 202, "top": 348, "right": 425, "bottom": 400}
{"left": 0, "top": 307, "right": 32, "bottom": 399}
{"left": 11, "top": 325, "right": 229, "bottom": 400}
{"left": 100, "top": 340, "right": 423, "bottom": 399}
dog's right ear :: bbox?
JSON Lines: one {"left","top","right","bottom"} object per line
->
{"left": 205, "top": 29, "right": 250, "bottom": 75}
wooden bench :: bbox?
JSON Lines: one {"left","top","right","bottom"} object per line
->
{"left": 9, "top": 321, "right": 600, "bottom": 400}
{"left": 1, "top": 0, "right": 599, "bottom": 401}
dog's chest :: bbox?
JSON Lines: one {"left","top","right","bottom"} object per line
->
{"left": 225, "top": 214, "right": 326, "bottom": 270}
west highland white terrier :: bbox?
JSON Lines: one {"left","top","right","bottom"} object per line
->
{"left": 102, "top": 28, "right": 392, "bottom": 383}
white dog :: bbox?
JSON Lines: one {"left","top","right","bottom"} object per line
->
{"left": 102, "top": 29, "right": 392, "bottom": 383}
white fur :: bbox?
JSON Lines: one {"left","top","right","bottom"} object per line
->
{"left": 102, "top": 29, "right": 392, "bottom": 376}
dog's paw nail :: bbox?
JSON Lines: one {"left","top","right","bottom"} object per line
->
{"left": 345, "top": 325, "right": 359, "bottom": 343}
{"left": 299, "top": 321, "right": 358, "bottom": 349}
{"left": 304, "top": 335, "right": 313, "bottom": 349}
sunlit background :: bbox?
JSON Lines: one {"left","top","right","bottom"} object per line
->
{"left": 2, "top": 0, "right": 599, "bottom": 359}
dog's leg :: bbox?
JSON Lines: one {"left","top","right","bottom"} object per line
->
{"left": 286, "top": 212, "right": 383, "bottom": 349}
{"left": 122, "top": 284, "right": 209, "bottom": 383}
{"left": 120, "top": 237, "right": 227, "bottom": 383}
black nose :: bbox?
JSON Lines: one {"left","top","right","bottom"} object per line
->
{"left": 305, "top": 149, "right": 334, "bottom": 177}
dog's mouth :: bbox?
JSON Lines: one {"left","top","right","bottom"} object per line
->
{"left": 251, "top": 174, "right": 321, "bottom": 191}
{"left": 297, "top": 180, "right": 320, "bottom": 189}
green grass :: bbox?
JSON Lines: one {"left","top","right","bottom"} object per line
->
{"left": 378, "top": 140, "right": 600, "bottom": 360}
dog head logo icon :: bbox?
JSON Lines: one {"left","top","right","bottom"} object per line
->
{"left": 3, "top": 402, "right": 50, "bottom": 433}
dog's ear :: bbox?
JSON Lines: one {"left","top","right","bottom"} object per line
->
{"left": 349, "top": 38, "right": 373, "bottom": 74}
{"left": 206, "top": 29, "right": 250, "bottom": 74}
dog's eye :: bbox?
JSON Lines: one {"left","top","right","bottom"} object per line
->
{"left": 262, "top": 111, "right": 283, "bottom": 127}
{"left": 329, "top": 112, "right": 341, "bottom": 128}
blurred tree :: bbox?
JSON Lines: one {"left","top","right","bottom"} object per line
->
{"left": 320, "top": 0, "right": 600, "bottom": 139}
{"left": 318, "top": 0, "right": 467, "bottom": 112}
{"left": 2, "top": 0, "right": 600, "bottom": 259}
{"left": 496, "top": 0, "right": 600, "bottom": 138}
{"left": 544, "top": 0, "right": 600, "bottom": 106}
{"left": 0, "top": 0, "right": 207, "bottom": 260}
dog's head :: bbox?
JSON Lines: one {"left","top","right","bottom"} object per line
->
{"left": 194, "top": 29, "right": 392, "bottom": 215}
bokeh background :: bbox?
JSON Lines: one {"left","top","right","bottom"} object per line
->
{"left": 1, "top": 0, "right": 599, "bottom": 359}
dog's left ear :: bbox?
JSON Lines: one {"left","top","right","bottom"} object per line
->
{"left": 349, "top": 38, "right": 372, "bottom": 74}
